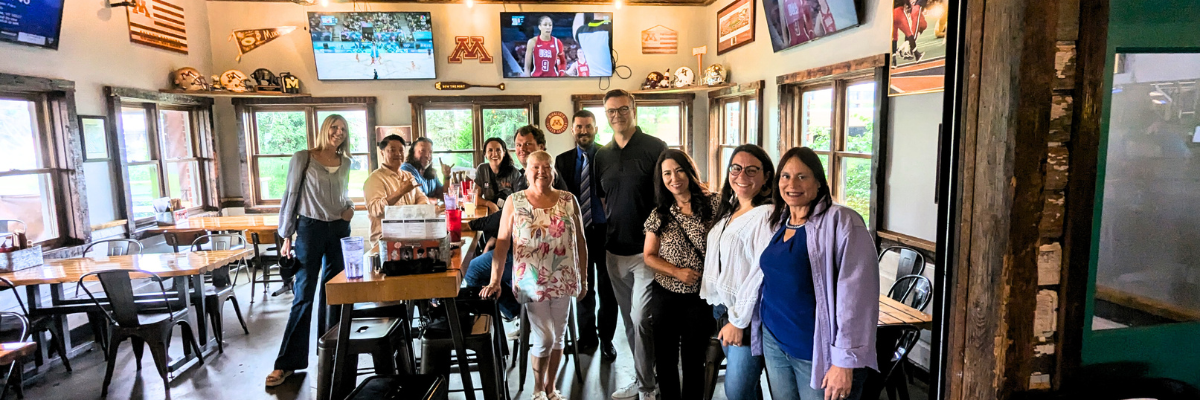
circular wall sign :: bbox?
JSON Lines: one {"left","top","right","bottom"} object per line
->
{"left": 546, "top": 111, "right": 569, "bottom": 134}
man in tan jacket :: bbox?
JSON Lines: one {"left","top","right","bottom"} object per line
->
{"left": 363, "top": 134, "right": 428, "bottom": 250}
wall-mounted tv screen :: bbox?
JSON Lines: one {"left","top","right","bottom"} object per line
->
{"left": 0, "top": 0, "right": 66, "bottom": 50}
{"left": 761, "top": 0, "right": 859, "bottom": 52}
{"left": 500, "top": 12, "right": 613, "bottom": 78}
{"left": 307, "top": 11, "right": 435, "bottom": 80}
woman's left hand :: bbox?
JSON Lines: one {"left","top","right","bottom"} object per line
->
{"left": 822, "top": 365, "right": 854, "bottom": 400}
{"left": 576, "top": 279, "right": 588, "bottom": 301}
{"left": 341, "top": 207, "right": 354, "bottom": 221}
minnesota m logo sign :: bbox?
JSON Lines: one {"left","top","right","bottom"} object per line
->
{"left": 448, "top": 36, "right": 493, "bottom": 64}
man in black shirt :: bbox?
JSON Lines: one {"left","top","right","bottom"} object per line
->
{"left": 555, "top": 110, "right": 619, "bottom": 361}
{"left": 595, "top": 89, "right": 666, "bottom": 400}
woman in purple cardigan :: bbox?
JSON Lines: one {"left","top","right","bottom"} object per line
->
{"left": 754, "top": 147, "right": 879, "bottom": 400}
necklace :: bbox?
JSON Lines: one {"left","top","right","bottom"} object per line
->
{"left": 785, "top": 221, "right": 805, "bottom": 229}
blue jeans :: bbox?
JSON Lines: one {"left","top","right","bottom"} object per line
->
{"left": 464, "top": 250, "right": 519, "bottom": 319}
{"left": 763, "top": 326, "right": 868, "bottom": 400}
{"left": 714, "top": 305, "right": 764, "bottom": 400}
{"left": 274, "top": 216, "right": 350, "bottom": 371}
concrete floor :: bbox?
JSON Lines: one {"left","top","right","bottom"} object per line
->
{"left": 19, "top": 277, "right": 929, "bottom": 400}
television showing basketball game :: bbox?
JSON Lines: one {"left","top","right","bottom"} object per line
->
{"left": 500, "top": 12, "right": 614, "bottom": 78}
{"left": 0, "top": 0, "right": 66, "bottom": 50}
{"left": 307, "top": 12, "right": 436, "bottom": 80}
{"left": 760, "top": 0, "right": 859, "bottom": 52}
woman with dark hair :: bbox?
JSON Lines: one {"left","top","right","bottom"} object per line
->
{"left": 699, "top": 144, "right": 776, "bottom": 400}
{"left": 643, "top": 149, "right": 718, "bottom": 400}
{"left": 474, "top": 137, "right": 521, "bottom": 213}
{"left": 757, "top": 147, "right": 878, "bottom": 400}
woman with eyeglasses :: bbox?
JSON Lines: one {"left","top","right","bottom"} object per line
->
{"left": 474, "top": 137, "right": 521, "bottom": 213}
{"left": 643, "top": 149, "right": 718, "bottom": 400}
{"left": 757, "top": 147, "right": 878, "bottom": 400}
{"left": 699, "top": 144, "right": 776, "bottom": 400}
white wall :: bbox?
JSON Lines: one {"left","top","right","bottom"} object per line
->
{"left": 884, "top": 92, "right": 941, "bottom": 240}
{"left": 0, "top": 0, "right": 214, "bottom": 226}
{"left": 204, "top": 2, "right": 709, "bottom": 198}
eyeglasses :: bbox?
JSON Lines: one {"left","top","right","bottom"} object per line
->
{"left": 605, "top": 106, "right": 632, "bottom": 117}
{"left": 728, "top": 164, "right": 762, "bottom": 177}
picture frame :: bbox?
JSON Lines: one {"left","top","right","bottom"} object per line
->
{"left": 79, "top": 115, "right": 110, "bottom": 161}
{"left": 888, "top": 0, "right": 949, "bottom": 96}
{"left": 716, "top": 0, "right": 755, "bottom": 55}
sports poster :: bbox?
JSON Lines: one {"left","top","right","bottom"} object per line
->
{"left": 888, "top": 0, "right": 949, "bottom": 96}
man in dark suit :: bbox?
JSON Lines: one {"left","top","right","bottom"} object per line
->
{"left": 555, "top": 109, "right": 618, "bottom": 361}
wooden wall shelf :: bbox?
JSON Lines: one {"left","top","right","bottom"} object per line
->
{"left": 159, "top": 89, "right": 311, "bottom": 98}
{"left": 633, "top": 82, "right": 734, "bottom": 94}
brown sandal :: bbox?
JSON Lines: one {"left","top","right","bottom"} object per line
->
{"left": 265, "top": 370, "right": 293, "bottom": 387}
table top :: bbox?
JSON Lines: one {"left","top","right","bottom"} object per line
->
{"left": 0, "top": 342, "right": 36, "bottom": 365}
{"left": 146, "top": 215, "right": 278, "bottom": 234}
{"left": 460, "top": 205, "right": 489, "bottom": 223}
{"left": 327, "top": 236, "right": 471, "bottom": 305}
{"left": 878, "top": 295, "right": 933, "bottom": 328}
{"left": 0, "top": 250, "right": 254, "bottom": 286}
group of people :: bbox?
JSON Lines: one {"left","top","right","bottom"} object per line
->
{"left": 262, "top": 89, "right": 883, "bottom": 400}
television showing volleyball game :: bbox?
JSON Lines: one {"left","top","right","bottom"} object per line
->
{"left": 760, "top": 0, "right": 859, "bottom": 52}
{"left": 307, "top": 11, "right": 436, "bottom": 80}
{"left": 500, "top": 12, "right": 614, "bottom": 78}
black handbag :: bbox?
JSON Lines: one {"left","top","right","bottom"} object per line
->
{"left": 278, "top": 255, "right": 302, "bottom": 281}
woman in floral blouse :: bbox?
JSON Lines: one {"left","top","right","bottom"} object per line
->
{"left": 643, "top": 149, "right": 719, "bottom": 400}
{"left": 481, "top": 150, "right": 587, "bottom": 400}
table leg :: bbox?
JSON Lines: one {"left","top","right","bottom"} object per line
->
{"left": 329, "top": 304, "right": 353, "bottom": 400}
{"left": 446, "top": 298, "right": 477, "bottom": 400}
{"left": 23, "top": 285, "right": 47, "bottom": 367}
{"left": 190, "top": 274, "right": 212, "bottom": 347}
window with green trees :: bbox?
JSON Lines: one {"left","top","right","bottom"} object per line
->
{"left": 574, "top": 94, "right": 692, "bottom": 153}
{"left": 411, "top": 96, "right": 538, "bottom": 174}
{"left": 247, "top": 106, "right": 372, "bottom": 204}
{"left": 798, "top": 79, "right": 877, "bottom": 225}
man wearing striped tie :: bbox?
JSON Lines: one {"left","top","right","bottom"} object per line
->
{"left": 555, "top": 110, "right": 619, "bottom": 362}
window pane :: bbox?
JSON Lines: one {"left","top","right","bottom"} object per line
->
{"left": 845, "top": 82, "right": 877, "bottom": 154}
{"left": 318, "top": 110, "right": 369, "bottom": 153}
{"left": 348, "top": 154, "right": 369, "bottom": 199}
{"left": 586, "top": 106, "right": 614, "bottom": 146}
{"left": 639, "top": 106, "right": 682, "bottom": 147}
{"left": 719, "top": 146, "right": 734, "bottom": 187}
{"left": 838, "top": 157, "right": 872, "bottom": 226}
{"left": 256, "top": 157, "right": 291, "bottom": 200}
{"left": 128, "top": 164, "right": 161, "bottom": 220}
{"left": 255, "top": 111, "right": 308, "bottom": 155}
{"left": 724, "top": 101, "right": 741, "bottom": 145}
{"left": 158, "top": 109, "right": 193, "bottom": 159}
{"left": 165, "top": 161, "right": 201, "bottom": 207}
{"left": 482, "top": 108, "right": 529, "bottom": 148}
{"left": 424, "top": 109, "right": 474, "bottom": 151}
{"left": 746, "top": 99, "right": 758, "bottom": 144}
{"left": 122, "top": 108, "right": 152, "bottom": 162}
{"left": 433, "top": 152, "right": 474, "bottom": 175}
{"left": 801, "top": 89, "right": 833, "bottom": 151}
{"left": 0, "top": 174, "right": 58, "bottom": 243}
{"left": 0, "top": 99, "right": 39, "bottom": 171}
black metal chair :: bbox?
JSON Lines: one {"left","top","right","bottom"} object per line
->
{"left": 190, "top": 233, "right": 250, "bottom": 284}
{"left": 868, "top": 324, "right": 922, "bottom": 400}
{"left": 162, "top": 229, "right": 208, "bottom": 253}
{"left": 888, "top": 275, "right": 933, "bottom": 312}
{"left": 77, "top": 270, "right": 205, "bottom": 396}
{"left": 190, "top": 234, "right": 249, "bottom": 352}
{"left": 81, "top": 239, "right": 143, "bottom": 258}
{"left": 879, "top": 246, "right": 926, "bottom": 301}
{"left": 247, "top": 229, "right": 286, "bottom": 302}
{"left": 0, "top": 311, "right": 29, "bottom": 399}
{"left": 0, "top": 276, "right": 71, "bottom": 376}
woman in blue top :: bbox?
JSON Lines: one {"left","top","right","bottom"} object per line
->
{"left": 758, "top": 147, "right": 879, "bottom": 400}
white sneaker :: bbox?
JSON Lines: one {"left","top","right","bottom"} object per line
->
{"left": 639, "top": 391, "right": 657, "bottom": 400}
{"left": 531, "top": 391, "right": 548, "bottom": 400}
{"left": 612, "top": 381, "right": 638, "bottom": 399}
{"left": 506, "top": 320, "right": 521, "bottom": 340}
{"left": 548, "top": 390, "right": 566, "bottom": 400}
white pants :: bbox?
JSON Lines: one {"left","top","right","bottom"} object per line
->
{"left": 526, "top": 296, "right": 571, "bottom": 358}
{"left": 607, "top": 251, "right": 658, "bottom": 392}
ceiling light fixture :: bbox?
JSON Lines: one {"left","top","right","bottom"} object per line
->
{"left": 467, "top": 0, "right": 475, "bottom": 8}
{"left": 615, "top": 0, "right": 623, "bottom": 9}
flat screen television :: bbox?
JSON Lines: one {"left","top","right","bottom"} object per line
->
{"left": 307, "top": 11, "right": 436, "bottom": 80}
{"left": 761, "top": 0, "right": 859, "bottom": 52}
{"left": 0, "top": 0, "right": 66, "bottom": 50}
{"left": 500, "top": 12, "right": 613, "bottom": 78}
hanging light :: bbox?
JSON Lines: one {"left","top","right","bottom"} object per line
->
{"left": 615, "top": 0, "right": 623, "bottom": 9}
{"left": 467, "top": 0, "right": 475, "bottom": 8}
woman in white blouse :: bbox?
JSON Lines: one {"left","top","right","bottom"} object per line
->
{"left": 700, "top": 144, "right": 776, "bottom": 400}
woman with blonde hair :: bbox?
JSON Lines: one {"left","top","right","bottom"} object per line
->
{"left": 267, "top": 114, "right": 356, "bottom": 387}
{"left": 482, "top": 150, "right": 587, "bottom": 400}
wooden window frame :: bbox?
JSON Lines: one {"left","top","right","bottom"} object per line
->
{"left": 570, "top": 92, "right": 695, "bottom": 154}
{"left": 233, "top": 97, "right": 378, "bottom": 212}
{"left": 708, "top": 80, "right": 765, "bottom": 187}
{"left": 0, "top": 73, "right": 88, "bottom": 252}
{"left": 107, "top": 87, "right": 217, "bottom": 235}
{"left": 409, "top": 95, "right": 541, "bottom": 166}
{"left": 777, "top": 54, "right": 890, "bottom": 232}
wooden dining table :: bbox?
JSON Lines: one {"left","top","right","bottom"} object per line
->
{"left": 324, "top": 236, "right": 474, "bottom": 400}
{"left": 878, "top": 295, "right": 933, "bottom": 329}
{"left": 0, "top": 250, "right": 253, "bottom": 373}
{"left": 144, "top": 215, "right": 278, "bottom": 234}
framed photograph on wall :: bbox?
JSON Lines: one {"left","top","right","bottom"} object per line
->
{"left": 888, "top": 0, "right": 949, "bottom": 96}
{"left": 376, "top": 125, "right": 413, "bottom": 143}
{"left": 79, "top": 115, "right": 110, "bottom": 161}
{"left": 717, "top": 0, "right": 755, "bottom": 55}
